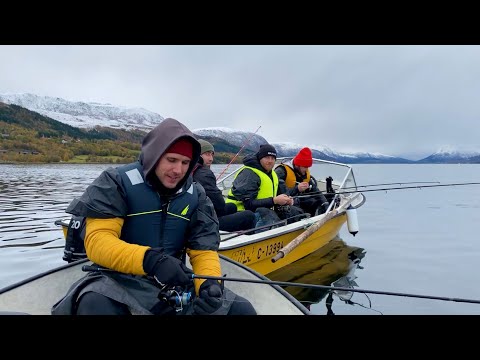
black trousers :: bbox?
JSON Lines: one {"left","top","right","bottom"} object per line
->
{"left": 219, "top": 209, "right": 256, "bottom": 232}
{"left": 76, "top": 291, "right": 256, "bottom": 315}
{"left": 299, "top": 193, "right": 329, "bottom": 217}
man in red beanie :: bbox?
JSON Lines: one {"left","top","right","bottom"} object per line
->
{"left": 275, "top": 147, "right": 329, "bottom": 217}
{"left": 54, "top": 118, "right": 256, "bottom": 316}
{"left": 293, "top": 147, "right": 313, "bottom": 168}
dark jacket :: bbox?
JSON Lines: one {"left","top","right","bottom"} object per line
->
{"left": 227, "top": 154, "right": 279, "bottom": 212}
{"left": 66, "top": 118, "right": 220, "bottom": 271}
{"left": 192, "top": 156, "right": 228, "bottom": 217}
{"left": 275, "top": 162, "right": 320, "bottom": 196}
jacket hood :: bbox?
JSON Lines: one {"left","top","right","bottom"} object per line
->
{"left": 243, "top": 153, "right": 268, "bottom": 173}
{"left": 140, "top": 118, "right": 201, "bottom": 191}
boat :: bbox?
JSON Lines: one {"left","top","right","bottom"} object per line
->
{"left": 214, "top": 157, "right": 365, "bottom": 275}
{"left": 0, "top": 254, "right": 310, "bottom": 315}
{"left": 55, "top": 157, "right": 366, "bottom": 276}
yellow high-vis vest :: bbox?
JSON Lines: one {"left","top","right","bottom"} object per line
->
{"left": 277, "top": 162, "right": 310, "bottom": 188}
{"left": 226, "top": 166, "right": 279, "bottom": 211}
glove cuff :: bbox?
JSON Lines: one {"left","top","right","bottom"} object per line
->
{"left": 143, "top": 247, "right": 166, "bottom": 275}
{"left": 199, "top": 279, "right": 223, "bottom": 293}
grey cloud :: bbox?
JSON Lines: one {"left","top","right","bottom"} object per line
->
{"left": 1, "top": 45, "right": 480, "bottom": 160}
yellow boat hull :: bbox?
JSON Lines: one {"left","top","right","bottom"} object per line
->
{"left": 219, "top": 213, "right": 347, "bottom": 275}
{"left": 55, "top": 212, "right": 349, "bottom": 276}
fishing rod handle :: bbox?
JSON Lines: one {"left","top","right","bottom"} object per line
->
{"left": 82, "top": 265, "right": 115, "bottom": 272}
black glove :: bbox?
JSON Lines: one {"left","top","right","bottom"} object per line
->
{"left": 143, "top": 248, "right": 193, "bottom": 287}
{"left": 193, "top": 279, "right": 224, "bottom": 315}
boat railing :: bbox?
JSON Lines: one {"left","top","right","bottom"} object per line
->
{"left": 216, "top": 157, "right": 356, "bottom": 191}
{"left": 215, "top": 156, "right": 364, "bottom": 233}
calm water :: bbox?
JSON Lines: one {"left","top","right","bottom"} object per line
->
{"left": 1, "top": 163, "right": 480, "bottom": 315}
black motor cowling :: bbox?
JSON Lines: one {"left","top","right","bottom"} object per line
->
{"left": 63, "top": 216, "right": 87, "bottom": 262}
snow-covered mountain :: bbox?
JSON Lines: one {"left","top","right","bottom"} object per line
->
{"left": 192, "top": 127, "right": 269, "bottom": 152}
{"left": 271, "top": 142, "right": 411, "bottom": 164}
{"left": 0, "top": 93, "right": 413, "bottom": 163}
{"left": 190, "top": 133, "right": 406, "bottom": 163}
{"left": 418, "top": 147, "right": 480, "bottom": 163}
{"left": 3, "top": 93, "right": 476, "bottom": 163}
{"left": 0, "top": 93, "right": 164, "bottom": 131}
{"left": 271, "top": 142, "right": 336, "bottom": 161}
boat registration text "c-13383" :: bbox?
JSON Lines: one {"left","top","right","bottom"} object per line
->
{"left": 230, "top": 241, "right": 284, "bottom": 264}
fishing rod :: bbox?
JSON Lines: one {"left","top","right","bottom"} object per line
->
{"left": 293, "top": 182, "right": 480, "bottom": 198}
{"left": 216, "top": 125, "right": 261, "bottom": 181}
{"left": 193, "top": 275, "right": 480, "bottom": 305}
{"left": 81, "top": 265, "right": 480, "bottom": 305}
{"left": 342, "top": 181, "right": 440, "bottom": 189}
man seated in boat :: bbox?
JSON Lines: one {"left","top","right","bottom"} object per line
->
{"left": 193, "top": 139, "right": 256, "bottom": 233}
{"left": 51, "top": 118, "right": 256, "bottom": 316}
{"left": 225, "top": 143, "right": 305, "bottom": 230}
{"left": 275, "top": 147, "right": 330, "bottom": 217}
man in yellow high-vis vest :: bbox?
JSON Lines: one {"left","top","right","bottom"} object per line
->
{"left": 226, "top": 144, "right": 305, "bottom": 230}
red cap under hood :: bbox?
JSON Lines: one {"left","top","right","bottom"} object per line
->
{"left": 140, "top": 118, "right": 200, "bottom": 190}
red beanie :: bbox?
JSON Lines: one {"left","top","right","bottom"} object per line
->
{"left": 165, "top": 138, "right": 193, "bottom": 159}
{"left": 293, "top": 147, "right": 313, "bottom": 167}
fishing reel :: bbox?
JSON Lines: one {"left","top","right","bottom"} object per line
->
{"left": 81, "top": 265, "right": 193, "bottom": 313}
{"left": 158, "top": 286, "right": 192, "bottom": 311}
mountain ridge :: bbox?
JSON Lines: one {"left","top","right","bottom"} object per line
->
{"left": 1, "top": 93, "right": 479, "bottom": 164}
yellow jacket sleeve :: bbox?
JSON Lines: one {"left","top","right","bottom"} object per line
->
{"left": 85, "top": 217, "right": 150, "bottom": 275}
{"left": 187, "top": 249, "right": 222, "bottom": 295}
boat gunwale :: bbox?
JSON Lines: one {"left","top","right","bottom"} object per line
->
{"left": 0, "top": 258, "right": 90, "bottom": 295}
{"left": 218, "top": 192, "right": 366, "bottom": 250}
{"left": 219, "top": 210, "right": 347, "bottom": 250}
{"left": 0, "top": 255, "right": 310, "bottom": 315}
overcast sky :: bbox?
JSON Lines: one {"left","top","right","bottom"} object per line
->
{"left": 1, "top": 45, "right": 479, "bottom": 160}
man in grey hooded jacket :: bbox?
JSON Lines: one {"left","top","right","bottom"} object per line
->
{"left": 52, "top": 118, "right": 256, "bottom": 315}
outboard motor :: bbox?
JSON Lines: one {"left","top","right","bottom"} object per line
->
{"left": 63, "top": 216, "right": 87, "bottom": 262}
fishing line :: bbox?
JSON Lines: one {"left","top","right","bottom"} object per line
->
{"left": 342, "top": 297, "right": 384, "bottom": 315}
{"left": 293, "top": 182, "right": 480, "bottom": 198}
{"left": 216, "top": 125, "right": 261, "bottom": 181}
{"left": 193, "top": 274, "right": 480, "bottom": 304}
{"left": 342, "top": 181, "right": 440, "bottom": 189}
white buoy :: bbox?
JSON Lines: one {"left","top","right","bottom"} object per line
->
{"left": 346, "top": 205, "right": 359, "bottom": 236}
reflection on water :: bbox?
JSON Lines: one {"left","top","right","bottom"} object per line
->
{"left": 268, "top": 236, "right": 366, "bottom": 314}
